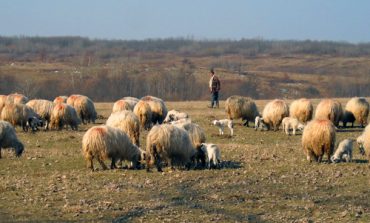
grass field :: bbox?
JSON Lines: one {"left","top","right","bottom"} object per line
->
{"left": 0, "top": 99, "right": 369, "bottom": 222}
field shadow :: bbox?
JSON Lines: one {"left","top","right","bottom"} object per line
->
{"left": 336, "top": 129, "right": 364, "bottom": 133}
{"left": 352, "top": 159, "right": 369, "bottom": 164}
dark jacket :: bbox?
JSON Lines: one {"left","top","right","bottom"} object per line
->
{"left": 210, "top": 75, "right": 221, "bottom": 93}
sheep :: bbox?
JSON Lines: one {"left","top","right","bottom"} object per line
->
{"left": 262, "top": 99, "right": 289, "bottom": 131}
{"left": 0, "top": 121, "right": 24, "bottom": 158}
{"left": 6, "top": 93, "right": 28, "bottom": 105}
{"left": 342, "top": 97, "right": 369, "bottom": 128}
{"left": 170, "top": 118, "right": 192, "bottom": 125}
{"left": 289, "top": 98, "right": 313, "bottom": 123}
{"left": 314, "top": 99, "right": 343, "bottom": 127}
{"left": 200, "top": 143, "right": 221, "bottom": 169}
{"left": 73, "top": 96, "right": 97, "bottom": 124}
{"left": 133, "top": 100, "right": 152, "bottom": 130}
{"left": 225, "top": 95, "right": 259, "bottom": 127}
{"left": 281, "top": 117, "right": 305, "bottom": 136}
{"left": 26, "top": 99, "right": 54, "bottom": 130}
{"left": 357, "top": 125, "right": 370, "bottom": 161}
{"left": 146, "top": 124, "right": 196, "bottom": 172}
{"left": 331, "top": 139, "right": 355, "bottom": 163}
{"left": 302, "top": 119, "right": 336, "bottom": 163}
{"left": 141, "top": 96, "right": 168, "bottom": 124}
{"left": 254, "top": 116, "right": 268, "bottom": 131}
{"left": 0, "top": 103, "right": 41, "bottom": 132}
{"left": 163, "top": 109, "right": 189, "bottom": 123}
{"left": 106, "top": 110, "right": 140, "bottom": 146}
{"left": 53, "top": 96, "right": 68, "bottom": 104}
{"left": 212, "top": 119, "right": 233, "bottom": 136}
{"left": 112, "top": 99, "right": 135, "bottom": 113}
{"left": 82, "top": 125, "right": 145, "bottom": 170}
{"left": 66, "top": 94, "right": 83, "bottom": 107}
{"left": 121, "top": 97, "right": 139, "bottom": 108}
{"left": 49, "top": 103, "right": 81, "bottom": 130}
{"left": 0, "top": 95, "right": 7, "bottom": 112}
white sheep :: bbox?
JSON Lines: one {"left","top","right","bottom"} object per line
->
{"left": 26, "top": 99, "right": 54, "bottom": 130}
{"left": 0, "top": 103, "right": 41, "bottom": 132}
{"left": 281, "top": 117, "right": 305, "bottom": 135}
{"left": 0, "top": 120, "right": 24, "bottom": 158}
{"left": 331, "top": 139, "right": 355, "bottom": 163}
{"left": 170, "top": 118, "right": 192, "bottom": 125}
{"left": 212, "top": 119, "right": 233, "bottom": 136}
{"left": 163, "top": 109, "right": 189, "bottom": 123}
{"left": 106, "top": 110, "right": 140, "bottom": 146}
{"left": 254, "top": 116, "right": 268, "bottom": 131}
{"left": 200, "top": 143, "right": 221, "bottom": 169}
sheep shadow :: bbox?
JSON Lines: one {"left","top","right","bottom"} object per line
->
{"left": 210, "top": 133, "right": 233, "bottom": 138}
{"left": 351, "top": 159, "right": 369, "bottom": 164}
{"left": 193, "top": 160, "right": 242, "bottom": 170}
{"left": 336, "top": 128, "right": 364, "bottom": 133}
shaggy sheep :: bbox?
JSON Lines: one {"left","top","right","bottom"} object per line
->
{"left": 342, "top": 97, "right": 369, "bottom": 128}
{"left": 314, "top": 99, "right": 343, "bottom": 127}
{"left": 0, "top": 121, "right": 24, "bottom": 158}
{"left": 254, "top": 116, "right": 268, "bottom": 131}
{"left": 26, "top": 99, "right": 54, "bottom": 130}
{"left": 163, "top": 110, "right": 189, "bottom": 123}
{"left": 146, "top": 124, "right": 196, "bottom": 172}
{"left": 225, "top": 95, "right": 259, "bottom": 127}
{"left": 82, "top": 125, "right": 145, "bottom": 170}
{"left": 121, "top": 97, "right": 139, "bottom": 108}
{"left": 281, "top": 117, "right": 305, "bottom": 136}
{"left": 53, "top": 96, "right": 68, "bottom": 104}
{"left": 49, "top": 103, "right": 81, "bottom": 130}
{"left": 289, "top": 98, "right": 313, "bottom": 123}
{"left": 6, "top": 93, "right": 28, "bottom": 105}
{"left": 302, "top": 119, "right": 336, "bottom": 163}
{"left": 212, "top": 119, "right": 234, "bottom": 136}
{"left": 0, "top": 95, "right": 7, "bottom": 112}
{"left": 66, "top": 94, "right": 83, "bottom": 107}
{"left": 200, "top": 143, "right": 221, "bottom": 169}
{"left": 106, "top": 110, "right": 140, "bottom": 146}
{"left": 141, "top": 96, "right": 168, "bottom": 124}
{"left": 112, "top": 99, "right": 134, "bottom": 113}
{"left": 133, "top": 100, "right": 152, "bottom": 130}
{"left": 357, "top": 125, "right": 370, "bottom": 161}
{"left": 262, "top": 99, "right": 289, "bottom": 131}
{"left": 331, "top": 139, "right": 355, "bottom": 163}
{"left": 73, "top": 96, "right": 97, "bottom": 124}
{"left": 0, "top": 103, "right": 41, "bottom": 132}
{"left": 170, "top": 118, "right": 192, "bottom": 125}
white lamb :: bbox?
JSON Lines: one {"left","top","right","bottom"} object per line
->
{"left": 200, "top": 143, "right": 221, "bottom": 169}
{"left": 331, "top": 139, "right": 355, "bottom": 163}
{"left": 254, "top": 116, "right": 267, "bottom": 131}
{"left": 212, "top": 119, "right": 233, "bottom": 136}
{"left": 282, "top": 117, "right": 305, "bottom": 135}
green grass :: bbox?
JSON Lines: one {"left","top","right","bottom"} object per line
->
{"left": 0, "top": 100, "right": 369, "bottom": 222}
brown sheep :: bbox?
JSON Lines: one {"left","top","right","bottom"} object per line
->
{"left": 0, "top": 103, "right": 41, "bottom": 132}
{"left": 49, "top": 103, "right": 80, "bottom": 130}
{"left": 141, "top": 96, "right": 168, "bottom": 124}
{"left": 26, "top": 99, "right": 54, "bottom": 130}
{"left": 342, "top": 97, "right": 369, "bottom": 128}
{"left": 289, "top": 98, "right": 313, "bottom": 123}
{"left": 6, "top": 93, "right": 28, "bottom": 105}
{"left": 262, "top": 99, "right": 289, "bottom": 131}
{"left": 73, "top": 96, "right": 97, "bottom": 124}
{"left": 66, "top": 94, "right": 83, "bottom": 107}
{"left": 53, "top": 96, "right": 68, "bottom": 104}
{"left": 106, "top": 110, "right": 140, "bottom": 146}
{"left": 225, "top": 95, "right": 259, "bottom": 127}
{"left": 314, "top": 99, "right": 343, "bottom": 127}
{"left": 133, "top": 100, "right": 152, "bottom": 130}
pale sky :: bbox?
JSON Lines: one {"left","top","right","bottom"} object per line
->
{"left": 1, "top": 0, "right": 370, "bottom": 42}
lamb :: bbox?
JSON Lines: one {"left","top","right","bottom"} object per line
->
{"left": 262, "top": 99, "right": 289, "bottom": 131}
{"left": 141, "top": 96, "right": 168, "bottom": 124}
{"left": 212, "top": 119, "right": 233, "bottom": 136}
{"left": 145, "top": 124, "right": 196, "bottom": 172}
{"left": 5, "top": 93, "right": 29, "bottom": 105}
{"left": 225, "top": 95, "right": 259, "bottom": 127}
{"left": 342, "top": 97, "right": 369, "bottom": 128}
{"left": 82, "top": 125, "right": 145, "bottom": 170}
{"left": 0, "top": 103, "right": 41, "bottom": 132}
{"left": 73, "top": 95, "right": 97, "bottom": 124}
{"left": 106, "top": 110, "right": 140, "bottom": 146}
{"left": 281, "top": 117, "right": 305, "bottom": 135}
{"left": 163, "top": 109, "right": 189, "bottom": 123}
{"left": 289, "top": 98, "right": 313, "bottom": 123}
{"left": 26, "top": 99, "right": 54, "bottom": 130}
{"left": 331, "top": 139, "right": 355, "bottom": 163}
{"left": 254, "top": 116, "right": 268, "bottom": 131}
{"left": 0, "top": 121, "right": 24, "bottom": 158}
{"left": 302, "top": 119, "right": 336, "bottom": 163}
{"left": 133, "top": 100, "right": 152, "bottom": 130}
{"left": 200, "top": 143, "right": 221, "bottom": 169}
{"left": 49, "top": 103, "right": 81, "bottom": 130}
{"left": 314, "top": 99, "right": 343, "bottom": 127}
{"left": 53, "top": 96, "right": 68, "bottom": 104}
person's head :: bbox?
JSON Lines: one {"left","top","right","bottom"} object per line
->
{"left": 210, "top": 68, "right": 214, "bottom": 75}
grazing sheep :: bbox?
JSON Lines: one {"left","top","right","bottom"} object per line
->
{"left": 212, "top": 119, "right": 234, "bottom": 136}
{"left": 0, "top": 121, "right": 24, "bottom": 158}
{"left": 314, "top": 99, "right": 343, "bottom": 127}
{"left": 26, "top": 99, "right": 54, "bottom": 130}
{"left": 254, "top": 116, "right": 268, "bottom": 131}
{"left": 200, "top": 143, "right": 221, "bottom": 169}
{"left": 0, "top": 103, "right": 40, "bottom": 132}
{"left": 141, "top": 96, "right": 168, "bottom": 124}
{"left": 53, "top": 96, "right": 68, "bottom": 104}
{"left": 342, "top": 97, "right": 369, "bottom": 128}
{"left": 6, "top": 93, "right": 28, "bottom": 105}
{"left": 121, "top": 97, "right": 139, "bottom": 108}
{"left": 49, "top": 103, "right": 81, "bottom": 130}
{"left": 331, "top": 139, "right": 355, "bottom": 163}
{"left": 146, "top": 124, "right": 196, "bottom": 172}
{"left": 357, "top": 125, "right": 370, "bottom": 161}
{"left": 66, "top": 94, "right": 83, "bottom": 107}
{"left": 302, "top": 119, "right": 336, "bottom": 163}
{"left": 170, "top": 118, "right": 192, "bottom": 125}
{"left": 225, "top": 95, "right": 259, "bottom": 127}
{"left": 262, "top": 99, "right": 289, "bottom": 131}
{"left": 289, "top": 98, "right": 313, "bottom": 123}
{"left": 0, "top": 95, "right": 7, "bottom": 113}
{"left": 73, "top": 96, "right": 97, "bottom": 124}
{"left": 106, "top": 110, "right": 140, "bottom": 146}
{"left": 133, "top": 100, "right": 152, "bottom": 130}
{"left": 82, "top": 125, "right": 144, "bottom": 170}
{"left": 163, "top": 109, "right": 189, "bottom": 123}
{"left": 281, "top": 117, "right": 305, "bottom": 136}
{"left": 112, "top": 99, "right": 134, "bottom": 113}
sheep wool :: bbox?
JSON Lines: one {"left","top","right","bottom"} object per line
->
{"left": 141, "top": 95, "right": 168, "bottom": 124}
{"left": 225, "top": 95, "right": 259, "bottom": 127}
{"left": 0, "top": 120, "right": 24, "bottom": 158}
{"left": 314, "top": 99, "right": 343, "bottom": 127}
{"left": 262, "top": 99, "right": 289, "bottom": 131}
{"left": 6, "top": 93, "right": 28, "bottom": 105}
{"left": 133, "top": 100, "right": 152, "bottom": 130}
{"left": 73, "top": 96, "right": 97, "bottom": 124}
{"left": 106, "top": 110, "right": 140, "bottom": 146}
{"left": 289, "top": 98, "right": 313, "bottom": 123}
{"left": 0, "top": 103, "right": 40, "bottom": 132}
{"left": 49, "top": 103, "right": 80, "bottom": 130}
{"left": 26, "top": 99, "right": 54, "bottom": 130}
{"left": 53, "top": 96, "right": 68, "bottom": 104}
{"left": 343, "top": 97, "right": 369, "bottom": 128}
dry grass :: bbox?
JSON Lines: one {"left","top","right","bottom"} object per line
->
{"left": 0, "top": 99, "right": 369, "bottom": 222}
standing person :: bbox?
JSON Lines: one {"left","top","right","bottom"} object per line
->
{"left": 209, "top": 68, "right": 221, "bottom": 108}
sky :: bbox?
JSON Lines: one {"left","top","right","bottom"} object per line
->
{"left": 1, "top": 0, "right": 370, "bottom": 43}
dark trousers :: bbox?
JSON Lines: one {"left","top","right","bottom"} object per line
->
{"left": 211, "top": 91, "right": 219, "bottom": 108}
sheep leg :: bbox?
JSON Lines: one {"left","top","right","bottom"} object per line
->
{"left": 110, "top": 157, "right": 117, "bottom": 169}
{"left": 86, "top": 158, "right": 94, "bottom": 170}
{"left": 154, "top": 154, "right": 163, "bottom": 172}
{"left": 146, "top": 157, "right": 151, "bottom": 172}
{"left": 230, "top": 127, "right": 234, "bottom": 136}
{"left": 243, "top": 120, "right": 249, "bottom": 127}
{"left": 97, "top": 158, "right": 108, "bottom": 170}
{"left": 292, "top": 128, "right": 296, "bottom": 136}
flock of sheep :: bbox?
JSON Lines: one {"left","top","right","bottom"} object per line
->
{"left": 0, "top": 93, "right": 369, "bottom": 172}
